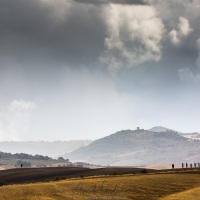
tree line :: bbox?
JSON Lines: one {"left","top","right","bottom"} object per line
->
{"left": 172, "top": 162, "right": 200, "bottom": 169}
{"left": 0, "top": 151, "right": 52, "bottom": 160}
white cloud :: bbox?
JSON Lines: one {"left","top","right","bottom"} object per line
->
{"left": 0, "top": 100, "right": 36, "bottom": 141}
{"left": 169, "top": 16, "right": 193, "bottom": 45}
{"left": 168, "top": 29, "right": 180, "bottom": 45}
{"left": 10, "top": 100, "right": 36, "bottom": 111}
{"left": 100, "top": 4, "right": 165, "bottom": 73}
{"left": 178, "top": 17, "right": 193, "bottom": 37}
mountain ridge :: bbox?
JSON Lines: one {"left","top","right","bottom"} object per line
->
{"left": 66, "top": 128, "right": 200, "bottom": 166}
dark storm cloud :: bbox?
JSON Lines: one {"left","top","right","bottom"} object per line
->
{"left": 73, "top": 0, "right": 149, "bottom": 5}
{"left": 155, "top": 0, "right": 200, "bottom": 74}
{"left": 0, "top": 0, "right": 199, "bottom": 75}
{"left": 0, "top": 0, "right": 106, "bottom": 69}
{"left": 0, "top": 0, "right": 199, "bottom": 86}
{"left": 0, "top": 0, "right": 200, "bottom": 141}
{"left": 0, "top": 0, "right": 107, "bottom": 107}
{"left": 0, "top": 0, "right": 198, "bottom": 72}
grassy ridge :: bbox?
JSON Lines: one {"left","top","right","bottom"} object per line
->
{"left": 1, "top": 173, "right": 200, "bottom": 200}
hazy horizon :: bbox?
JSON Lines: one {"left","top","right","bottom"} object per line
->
{"left": 0, "top": 125, "right": 196, "bottom": 142}
{"left": 0, "top": 0, "right": 200, "bottom": 141}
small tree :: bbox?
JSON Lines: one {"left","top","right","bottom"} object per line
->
{"left": 186, "top": 163, "right": 188, "bottom": 168}
{"left": 15, "top": 160, "right": 31, "bottom": 168}
{"left": 58, "top": 157, "right": 65, "bottom": 161}
{"left": 182, "top": 163, "right": 184, "bottom": 168}
{"left": 172, "top": 164, "right": 174, "bottom": 169}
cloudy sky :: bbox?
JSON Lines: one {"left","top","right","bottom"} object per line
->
{"left": 0, "top": 0, "right": 200, "bottom": 141}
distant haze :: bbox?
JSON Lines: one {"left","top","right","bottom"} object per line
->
{"left": 66, "top": 128, "right": 200, "bottom": 166}
{"left": 0, "top": 140, "right": 92, "bottom": 157}
{"left": 0, "top": 0, "right": 200, "bottom": 141}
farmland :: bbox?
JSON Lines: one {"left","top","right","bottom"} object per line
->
{"left": 1, "top": 168, "right": 200, "bottom": 199}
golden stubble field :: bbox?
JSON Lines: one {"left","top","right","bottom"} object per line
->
{"left": 1, "top": 172, "right": 200, "bottom": 200}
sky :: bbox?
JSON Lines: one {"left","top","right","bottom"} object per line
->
{"left": 0, "top": 0, "right": 200, "bottom": 141}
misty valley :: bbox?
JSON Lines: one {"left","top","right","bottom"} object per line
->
{"left": 1, "top": 126, "right": 200, "bottom": 169}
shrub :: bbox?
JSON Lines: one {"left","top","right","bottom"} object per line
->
{"left": 140, "top": 169, "right": 147, "bottom": 174}
{"left": 109, "top": 172, "right": 118, "bottom": 175}
{"left": 0, "top": 181, "right": 5, "bottom": 186}
{"left": 55, "top": 176, "right": 66, "bottom": 181}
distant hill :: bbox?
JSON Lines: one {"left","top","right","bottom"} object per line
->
{"left": 0, "top": 140, "right": 92, "bottom": 158}
{"left": 149, "top": 126, "right": 177, "bottom": 132}
{"left": 66, "top": 128, "right": 200, "bottom": 166}
{"left": 149, "top": 126, "right": 200, "bottom": 140}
